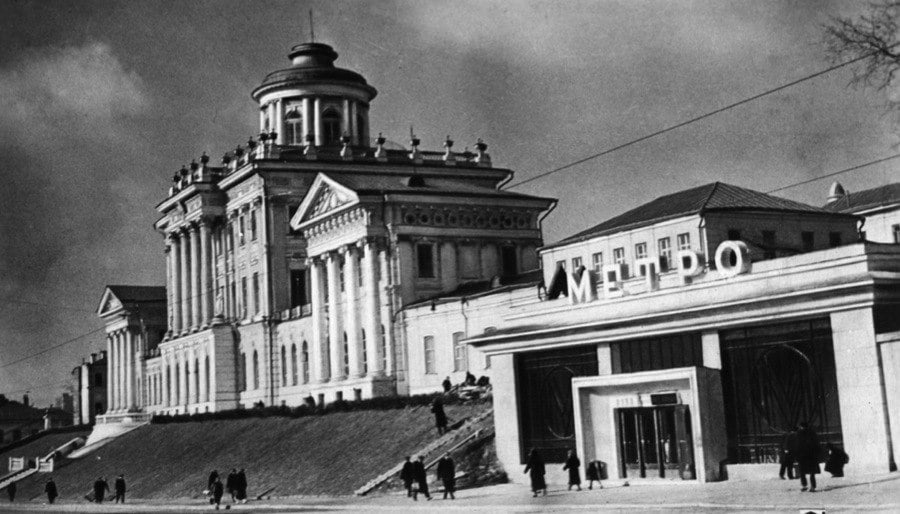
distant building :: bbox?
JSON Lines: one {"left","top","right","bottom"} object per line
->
{"left": 825, "top": 181, "right": 900, "bottom": 243}
{"left": 0, "top": 395, "right": 71, "bottom": 444}
{"left": 71, "top": 351, "right": 107, "bottom": 425}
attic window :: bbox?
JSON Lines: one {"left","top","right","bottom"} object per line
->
{"left": 403, "top": 176, "right": 426, "bottom": 187}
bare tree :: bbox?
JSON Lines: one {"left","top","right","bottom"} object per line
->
{"left": 824, "top": 2, "right": 900, "bottom": 103}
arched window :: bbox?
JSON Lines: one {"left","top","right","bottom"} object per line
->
{"left": 301, "top": 341, "right": 310, "bottom": 384}
{"left": 174, "top": 363, "right": 180, "bottom": 401}
{"left": 356, "top": 111, "right": 366, "bottom": 144}
{"left": 291, "top": 343, "right": 298, "bottom": 386}
{"left": 239, "top": 353, "right": 247, "bottom": 392}
{"left": 194, "top": 358, "right": 200, "bottom": 403}
{"left": 166, "top": 365, "right": 171, "bottom": 405}
{"left": 252, "top": 350, "right": 259, "bottom": 390}
{"left": 361, "top": 329, "right": 367, "bottom": 375}
{"left": 285, "top": 107, "right": 303, "bottom": 145}
{"left": 323, "top": 108, "right": 341, "bottom": 146}
{"left": 343, "top": 332, "right": 349, "bottom": 376}
{"left": 381, "top": 324, "right": 388, "bottom": 373}
{"left": 205, "top": 356, "right": 210, "bottom": 402}
{"left": 281, "top": 346, "right": 287, "bottom": 387}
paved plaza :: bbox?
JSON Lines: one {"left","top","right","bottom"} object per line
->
{"left": 0, "top": 473, "right": 898, "bottom": 513}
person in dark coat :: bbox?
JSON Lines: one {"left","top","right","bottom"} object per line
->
{"left": 400, "top": 456, "right": 415, "bottom": 497}
{"left": 824, "top": 443, "right": 849, "bottom": 478}
{"left": 412, "top": 455, "right": 431, "bottom": 501}
{"left": 563, "top": 449, "right": 582, "bottom": 491}
{"left": 93, "top": 477, "right": 110, "bottom": 503}
{"left": 225, "top": 469, "right": 238, "bottom": 502}
{"left": 432, "top": 398, "right": 448, "bottom": 436}
{"left": 465, "top": 372, "right": 476, "bottom": 386}
{"left": 442, "top": 377, "right": 452, "bottom": 393}
{"left": 436, "top": 453, "right": 456, "bottom": 500}
{"left": 795, "top": 422, "right": 821, "bottom": 492}
{"left": 236, "top": 468, "right": 248, "bottom": 503}
{"left": 523, "top": 448, "right": 547, "bottom": 497}
{"left": 114, "top": 474, "right": 126, "bottom": 503}
{"left": 585, "top": 459, "right": 603, "bottom": 490}
{"left": 207, "top": 470, "right": 219, "bottom": 491}
{"left": 211, "top": 477, "right": 225, "bottom": 510}
{"left": 45, "top": 477, "right": 58, "bottom": 504}
{"left": 5, "top": 481, "right": 15, "bottom": 502}
{"left": 779, "top": 429, "right": 797, "bottom": 479}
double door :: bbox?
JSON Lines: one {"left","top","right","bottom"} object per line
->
{"left": 616, "top": 405, "right": 694, "bottom": 479}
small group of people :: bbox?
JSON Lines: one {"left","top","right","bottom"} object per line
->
{"left": 206, "top": 468, "right": 248, "bottom": 508}
{"left": 400, "top": 453, "right": 456, "bottom": 501}
{"left": 88, "top": 474, "right": 126, "bottom": 503}
{"left": 524, "top": 449, "right": 602, "bottom": 497}
{"left": 779, "top": 421, "right": 849, "bottom": 493}
{"left": 441, "top": 372, "right": 479, "bottom": 393}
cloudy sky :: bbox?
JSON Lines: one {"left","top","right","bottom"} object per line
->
{"left": 0, "top": 0, "right": 896, "bottom": 406}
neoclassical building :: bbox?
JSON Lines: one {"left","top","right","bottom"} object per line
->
{"left": 96, "top": 41, "right": 551, "bottom": 420}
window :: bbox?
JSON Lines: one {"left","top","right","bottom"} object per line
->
{"left": 285, "top": 107, "right": 302, "bottom": 145}
{"left": 250, "top": 209, "right": 258, "bottom": 241}
{"left": 361, "top": 330, "right": 368, "bottom": 375}
{"left": 677, "top": 233, "right": 691, "bottom": 251}
{"left": 94, "top": 373, "right": 103, "bottom": 387}
{"left": 381, "top": 325, "right": 388, "bottom": 372}
{"left": 829, "top": 232, "right": 842, "bottom": 247}
{"left": 556, "top": 260, "right": 566, "bottom": 270}
{"left": 571, "top": 256, "right": 583, "bottom": 271}
{"left": 613, "top": 247, "right": 625, "bottom": 264}
{"left": 657, "top": 237, "right": 671, "bottom": 272}
{"left": 322, "top": 108, "right": 341, "bottom": 145}
{"left": 281, "top": 346, "right": 287, "bottom": 386}
{"left": 893, "top": 224, "right": 900, "bottom": 243}
{"left": 343, "top": 332, "right": 349, "bottom": 376}
{"left": 204, "top": 357, "right": 210, "bottom": 402}
{"left": 801, "top": 231, "right": 814, "bottom": 252}
{"left": 453, "top": 332, "right": 467, "bottom": 372}
{"left": 416, "top": 243, "right": 435, "bottom": 278}
{"left": 501, "top": 246, "right": 518, "bottom": 276}
{"left": 252, "top": 351, "right": 259, "bottom": 390}
{"left": 592, "top": 252, "right": 603, "bottom": 275}
{"left": 290, "top": 269, "right": 307, "bottom": 308}
{"left": 291, "top": 343, "right": 298, "bottom": 386}
{"left": 252, "top": 273, "right": 260, "bottom": 315}
{"left": 230, "top": 281, "right": 237, "bottom": 320}
{"left": 424, "top": 336, "right": 436, "bottom": 374}
{"left": 339, "top": 259, "right": 345, "bottom": 292}
{"left": 227, "top": 222, "right": 234, "bottom": 251}
{"left": 762, "top": 231, "right": 776, "bottom": 259}
{"left": 239, "top": 216, "right": 246, "bottom": 246}
{"left": 727, "top": 229, "right": 741, "bottom": 241}
{"left": 301, "top": 341, "right": 310, "bottom": 384}
{"left": 634, "top": 243, "right": 647, "bottom": 260}
{"left": 241, "top": 277, "right": 248, "bottom": 318}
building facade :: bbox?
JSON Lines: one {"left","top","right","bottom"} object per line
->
{"left": 71, "top": 351, "right": 107, "bottom": 426}
{"left": 825, "top": 181, "right": 900, "bottom": 244}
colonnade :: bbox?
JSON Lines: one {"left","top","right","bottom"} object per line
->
{"left": 105, "top": 328, "right": 138, "bottom": 413}
{"left": 166, "top": 217, "right": 215, "bottom": 335}
{"left": 144, "top": 350, "right": 212, "bottom": 410}
{"left": 306, "top": 237, "right": 393, "bottom": 385}
{"left": 260, "top": 97, "right": 369, "bottom": 147}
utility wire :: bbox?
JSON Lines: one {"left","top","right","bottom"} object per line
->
{"left": 504, "top": 47, "right": 896, "bottom": 190}
{"left": 766, "top": 153, "right": 900, "bottom": 193}
{"left": 0, "top": 326, "right": 107, "bottom": 370}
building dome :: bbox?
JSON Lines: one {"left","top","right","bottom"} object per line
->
{"left": 827, "top": 181, "right": 846, "bottom": 203}
{"left": 252, "top": 42, "right": 376, "bottom": 148}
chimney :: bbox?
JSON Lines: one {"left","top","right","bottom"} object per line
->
{"left": 23, "top": 394, "right": 29, "bottom": 407}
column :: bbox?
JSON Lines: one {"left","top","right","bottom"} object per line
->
{"left": 350, "top": 101, "right": 358, "bottom": 145}
{"left": 187, "top": 351, "right": 196, "bottom": 407}
{"left": 125, "top": 329, "right": 134, "bottom": 411}
{"left": 343, "top": 245, "right": 362, "bottom": 377}
{"left": 161, "top": 356, "right": 170, "bottom": 407}
{"left": 379, "top": 247, "right": 395, "bottom": 375}
{"left": 342, "top": 99, "right": 351, "bottom": 140}
{"left": 200, "top": 219, "right": 213, "bottom": 327}
{"left": 309, "top": 258, "right": 327, "bottom": 382}
{"left": 267, "top": 102, "right": 275, "bottom": 134}
{"left": 105, "top": 334, "right": 114, "bottom": 413}
{"left": 362, "top": 239, "right": 383, "bottom": 376}
{"left": 179, "top": 229, "right": 191, "bottom": 334}
{"left": 274, "top": 98, "right": 283, "bottom": 144}
{"left": 314, "top": 97, "right": 323, "bottom": 146}
{"left": 164, "top": 243, "right": 173, "bottom": 337}
{"left": 326, "top": 251, "right": 344, "bottom": 380}
{"left": 190, "top": 223, "right": 201, "bottom": 330}
{"left": 302, "top": 98, "right": 311, "bottom": 143}
{"left": 259, "top": 106, "right": 266, "bottom": 132}
{"left": 170, "top": 234, "right": 182, "bottom": 335}
{"left": 112, "top": 331, "right": 120, "bottom": 411}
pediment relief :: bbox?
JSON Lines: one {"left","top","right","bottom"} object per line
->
{"left": 291, "top": 173, "right": 360, "bottom": 230}
{"left": 97, "top": 288, "right": 123, "bottom": 317}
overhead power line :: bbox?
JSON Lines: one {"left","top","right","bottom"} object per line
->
{"left": 0, "top": 326, "right": 107, "bottom": 370}
{"left": 504, "top": 46, "right": 898, "bottom": 190}
{"left": 765, "top": 153, "right": 900, "bottom": 193}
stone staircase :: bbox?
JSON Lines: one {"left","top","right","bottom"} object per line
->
{"left": 354, "top": 407, "right": 494, "bottom": 496}
{"left": 0, "top": 436, "right": 87, "bottom": 491}
{"left": 68, "top": 413, "right": 151, "bottom": 459}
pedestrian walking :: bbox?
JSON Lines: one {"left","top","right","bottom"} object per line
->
{"left": 824, "top": 443, "right": 849, "bottom": 477}
{"left": 779, "top": 429, "right": 797, "bottom": 479}
{"left": 114, "top": 474, "right": 126, "bottom": 503}
{"left": 431, "top": 397, "right": 448, "bottom": 436}
{"left": 442, "top": 376, "right": 452, "bottom": 393}
{"left": 400, "top": 456, "right": 415, "bottom": 497}
{"left": 563, "top": 449, "right": 582, "bottom": 491}
{"left": 93, "top": 476, "right": 110, "bottom": 503}
{"left": 523, "top": 448, "right": 547, "bottom": 497}
{"left": 5, "top": 481, "right": 15, "bottom": 502}
{"left": 795, "top": 422, "right": 821, "bottom": 492}
{"left": 236, "top": 468, "right": 248, "bottom": 503}
{"left": 45, "top": 477, "right": 58, "bottom": 504}
{"left": 585, "top": 459, "right": 603, "bottom": 490}
{"left": 211, "top": 477, "right": 224, "bottom": 510}
{"left": 226, "top": 468, "right": 238, "bottom": 502}
{"left": 437, "top": 452, "right": 456, "bottom": 500}
{"left": 412, "top": 455, "right": 431, "bottom": 501}
{"left": 207, "top": 469, "right": 219, "bottom": 490}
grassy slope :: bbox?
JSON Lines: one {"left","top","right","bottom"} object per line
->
{"left": 0, "top": 430, "right": 91, "bottom": 466}
{"left": 12, "top": 403, "right": 486, "bottom": 500}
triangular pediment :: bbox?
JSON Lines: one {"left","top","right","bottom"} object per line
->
{"left": 97, "top": 287, "right": 124, "bottom": 317}
{"left": 291, "top": 173, "right": 360, "bottom": 230}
